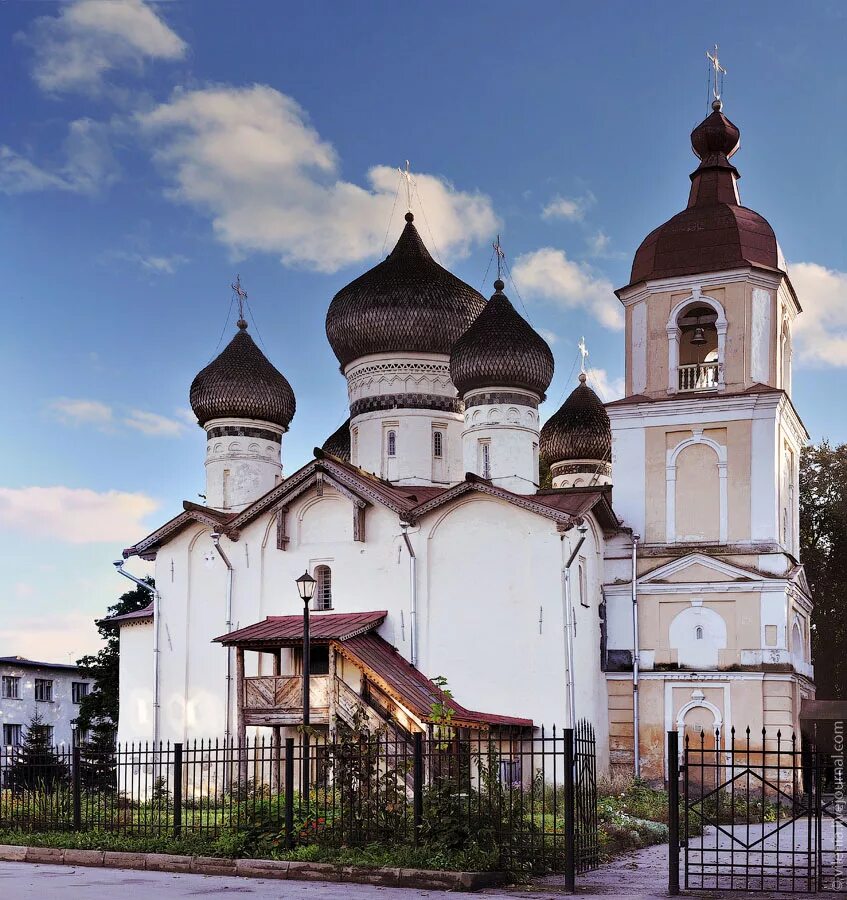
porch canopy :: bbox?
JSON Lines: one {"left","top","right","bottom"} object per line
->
{"left": 214, "top": 611, "right": 531, "bottom": 731}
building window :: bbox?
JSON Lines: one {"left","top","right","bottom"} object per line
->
{"left": 433, "top": 430, "right": 443, "bottom": 459}
{"left": 43, "top": 724, "right": 55, "bottom": 746}
{"left": 34, "top": 679, "right": 53, "bottom": 702}
{"left": 1, "top": 676, "right": 20, "bottom": 699}
{"left": 387, "top": 430, "right": 396, "bottom": 457}
{"left": 479, "top": 440, "right": 491, "bottom": 479}
{"left": 314, "top": 565, "right": 333, "bottom": 611}
{"left": 2, "top": 724, "right": 22, "bottom": 747}
{"left": 72, "top": 682, "right": 90, "bottom": 705}
{"left": 695, "top": 625, "right": 704, "bottom": 641}
{"left": 499, "top": 758, "right": 522, "bottom": 786}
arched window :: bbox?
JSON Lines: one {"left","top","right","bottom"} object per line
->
{"left": 386, "top": 430, "right": 396, "bottom": 457}
{"left": 433, "top": 430, "right": 443, "bottom": 459}
{"left": 479, "top": 441, "right": 491, "bottom": 479}
{"left": 677, "top": 304, "right": 719, "bottom": 391}
{"left": 695, "top": 625, "right": 704, "bottom": 641}
{"left": 313, "top": 565, "right": 332, "bottom": 611}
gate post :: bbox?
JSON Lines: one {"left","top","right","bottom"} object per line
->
{"left": 173, "top": 742, "right": 183, "bottom": 838}
{"left": 564, "top": 727, "right": 575, "bottom": 893}
{"left": 284, "top": 737, "right": 294, "bottom": 850}
{"left": 412, "top": 732, "right": 423, "bottom": 845}
{"left": 72, "top": 745, "right": 82, "bottom": 831}
{"left": 667, "top": 730, "right": 680, "bottom": 896}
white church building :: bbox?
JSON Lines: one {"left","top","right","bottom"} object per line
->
{"left": 111, "top": 97, "right": 814, "bottom": 781}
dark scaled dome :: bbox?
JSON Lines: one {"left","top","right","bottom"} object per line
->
{"left": 450, "top": 280, "right": 554, "bottom": 399}
{"left": 190, "top": 320, "right": 296, "bottom": 429}
{"left": 321, "top": 418, "right": 351, "bottom": 461}
{"left": 627, "top": 101, "right": 780, "bottom": 289}
{"left": 326, "top": 213, "right": 486, "bottom": 368}
{"left": 540, "top": 374, "right": 611, "bottom": 465}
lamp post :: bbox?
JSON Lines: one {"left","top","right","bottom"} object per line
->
{"left": 295, "top": 571, "right": 316, "bottom": 794}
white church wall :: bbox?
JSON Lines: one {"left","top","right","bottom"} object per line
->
{"left": 461, "top": 403, "right": 540, "bottom": 494}
{"left": 116, "top": 620, "right": 154, "bottom": 745}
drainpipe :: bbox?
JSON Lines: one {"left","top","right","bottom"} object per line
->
{"left": 561, "top": 523, "right": 587, "bottom": 728}
{"left": 400, "top": 522, "right": 418, "bottom": 666}
{"left": 211, "top": 532, "right": 234, "bottom": 743}
{"left": 113, "top": 560, "right": 161, "bottom": 745}
{"left": 631, "top": 533, "right": 641, "bottom": 780}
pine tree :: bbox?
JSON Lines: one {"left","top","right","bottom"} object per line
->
{"left": 81, "top": 721, "right": 117, "bottom": 793}
{"left": 5, "top": 711, "right": 70, "bottom": 791}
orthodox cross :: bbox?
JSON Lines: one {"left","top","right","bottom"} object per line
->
{"left": 231, "top": 274, "right": 248, "bottom": 323}
{"left": 578, "top": 336, "right": 589, "bottom": 374}
{"left": 493, "top": 234, "right": 506, "bottom": 281}
{"left": 398, "top": 160, "right": 414, "bottom": 213}
{"left": 706, "top": 44, "right": 726, "bottom": 102}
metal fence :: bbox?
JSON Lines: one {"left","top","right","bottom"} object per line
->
{"left": 668, "top": 727, "right": 847, "bottom": 895}
{"left": 0, "top": 722, "right": 599, "bottom": 877}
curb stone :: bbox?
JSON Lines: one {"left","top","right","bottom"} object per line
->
{"left": 0, "top": 843, "right": 506, "bottom": 891}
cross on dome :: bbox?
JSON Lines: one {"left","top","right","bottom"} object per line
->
{"left": 398, "top": 160, "right": 415, "bottom": 213}
{"left": 706, "top": 44, "right": 726, "bottom": 106}
{"left": 578, "top": 336, "right": 589, "bottom": 377}
{"left": 231, "top": 274, "right": 248, "bottom": 329}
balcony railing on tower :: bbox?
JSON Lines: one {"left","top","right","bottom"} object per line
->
{"left": 678, "top": 361, "right": 719, "bottom": 392}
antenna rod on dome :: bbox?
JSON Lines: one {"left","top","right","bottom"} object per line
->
{"left": 493, "top": 235, "right": 506, "bottom": 282}
{"left": 231, "top": 274, "right": 248, "bottom": 327}
{"left": 398, "top": 160, "right": 414, "bottom": 214}
{"left": 706, "top": 44, "right": 726, "bottom": 105}
{"left": 578, "top": 336, "right": 589, "bottom": 376}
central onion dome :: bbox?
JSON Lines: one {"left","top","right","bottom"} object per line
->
{"left": 190, "top": 319, "right": 296, "bottom": 429}
{"left": 540, "top": 374, "right": 611, "bottom": 466}
{"left": 627, "top": 100, "right": 780, "bottom": 289}
{"left": 450, "top": 280, "right": 554, "bottom": 399}
{"left": 326, "top": 213, "right": 486, "bottom": 368}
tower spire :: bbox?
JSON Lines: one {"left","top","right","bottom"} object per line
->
{"left": 578, "top": 336, "right": 589, "bottom": 381}
{"left": 398, "top": 160, "right": 414, "bottom": 214}
{"left": 493, "top": 235, "right": 506, "bottom": 287}
{"left": 706, "top": 44, "right": 727, "bottom": 109}
{"left": 231, "top": 274, "right": 248, "bottom": 329}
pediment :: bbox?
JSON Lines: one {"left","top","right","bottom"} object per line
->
{"left": 639, "top": 553, "right": 760, "bottom": 586}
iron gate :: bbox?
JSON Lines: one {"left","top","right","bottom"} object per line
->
{"left": 668, "top": 728, "right": 847, "bottom": 894}
{"left": 574, "top": 719, "right": 600, "bottom": 874}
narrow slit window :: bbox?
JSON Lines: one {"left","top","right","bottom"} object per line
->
{"left": 387, "top": 430, "right": 396, "bottom": 458}
{"left": 314, "top": 565, "right": 333, "bottom": 611}
{"left": 695, "top": 625, "right": 704, "bottom": 641}
{"left": 433, "top": 431, "right": 443, "bottom": 459}
{"left": 479, "top": 441, "right": 491, "bottom": 479}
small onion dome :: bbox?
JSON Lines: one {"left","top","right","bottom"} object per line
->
{"left": 326, "top": 213, "right": 486, "bottom": 368}
{"left": 450, "top": 280, "right": 554, "bottom": 399}
{"left": 627, "top": 101, "right": 779, "bottom": 289}
{"left": 540, "top": 374, "right": 611, "bottom": 465}
{"left": 190, "top": 319, "right": 296, "bottom": 429}
{"left": 321, "top": 418, "right": 351, "bottom": 461}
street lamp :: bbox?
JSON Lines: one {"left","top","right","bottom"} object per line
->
{"left": 295, "top": 571, "right": 316, "bottom": 794}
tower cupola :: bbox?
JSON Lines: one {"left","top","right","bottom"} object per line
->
{"left": 326, "top": 213, "right": 485, "bottom": 486}
{"left": 190, "top": 311, "right": 295, "bottom": 511}
{"left": 540, "top": 374, "right": 611, "bottom": 489}
{"left": 450, "top": 279, "right": 554, "bottom": 494}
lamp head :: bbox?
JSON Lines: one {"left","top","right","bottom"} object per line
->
{"left": 112, "top": 559, "right": 124, "bottom": 569}
{"left": 296, "top": 570, "right": 317, "bottom": 602}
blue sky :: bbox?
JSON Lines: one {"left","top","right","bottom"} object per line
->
{"left": 1, "top": 1, "right": 845, "bottom": 660}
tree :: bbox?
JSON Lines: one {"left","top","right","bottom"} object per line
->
{"left": 74, "top": 579, "right": 154, "bottom": 734}
{"left": 800, "top": 441, "right": 847, "bottom": 698}
{"left": 5, "top": 711, "right": 69, "bottom": 791}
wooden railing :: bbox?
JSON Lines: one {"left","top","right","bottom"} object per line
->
{"left": 243, "top": 675, "right": 330, "bottom": 725}
{"left": 678, "top": 361, "right": 719, "bottom": 392}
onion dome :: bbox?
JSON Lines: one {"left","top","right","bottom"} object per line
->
{"left": 540, "top": 374, "right": 611, "bottom": 465}
{"left": 450, "top": 280, "right": 554, "bottom": 399}
{"left": 627, "top": 101, "right": 780, "bottom": 289}
{"left": 326, "top": 213, "right": 486, "bottom": 368}
{"left": 190, "top": 319, "right": 296, "bottom": 429}
{"left": 321, "top": 418, "right": 351, "bottom": 461}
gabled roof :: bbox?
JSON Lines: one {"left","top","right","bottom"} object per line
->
{"left": 638, "top": 552, "right": 767, "bottom": 585}
{"left": 98, "top": 602, "right": 154, "bottom": 628}
{"left": 337, "top": 633, "right": 532, "bottom": 729}
{"left": 123, "top": 503, "right": 235, "bottom": 560}
{"left": 214, "top": 611, "right": 388, "bottom": 647}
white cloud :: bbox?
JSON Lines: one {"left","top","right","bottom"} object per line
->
{"left": 111, "top": 251, "right": 189, "bottom": 274}
{"left": 0, "top": 119, "right": 119, "bottom": 195}
{"left": 541, "top": 192, "right": 595, "bottom": 222}
{"left": 585, "top": 368, "right": 625, "bottom": 402}
{"left": 586, "top": 230, "right": 611, "bottom": 256}
{"left": 137, "top": 85, "right": 498, "bottom": 272}
{"left": 175, "top": 408, "right": 198, "bottom": 426}
{"left": 50, "top": 397, "right": 113, "bottom": 428}
{"left": 0, "top": 486, "right": 158, "bottom": 544}
{"left": 790, "top": 262, "right": 847, "bottom": 367}
{"left": 124, "top": 410, "right": 185, "bottom": 437}
{"left": 22, "top": 0, "right": 186, "bottom": 95}
{"left": 511, "top": 247, "right": 623, "bottom": 331}
{"left": 538, "top": 328, "right": 558, "bottom": 345}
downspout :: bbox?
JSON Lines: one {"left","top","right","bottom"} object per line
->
{"left": 400, "top": 523, "right": 418, "bottom": 667}
{"left": 211, "top": 532, "right": 234, "bottom": 743}
{"left": 631, "top": 533, "right": 641, "bottom": 780}
{"left": 113, "top": 561, "right": 161, "bottom": 745}
{"left": 560, "top": 523, "right": 587, "bottom": 728}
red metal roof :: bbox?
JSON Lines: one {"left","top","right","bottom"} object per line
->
{"left": 99, "top": 602, "right": 154, "bottom": 627}
{"left": 214, "top": 610, "right": 387, "bottom": 646}
{"left": 339, "top": 633, "right": 532, "bottom": 729}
